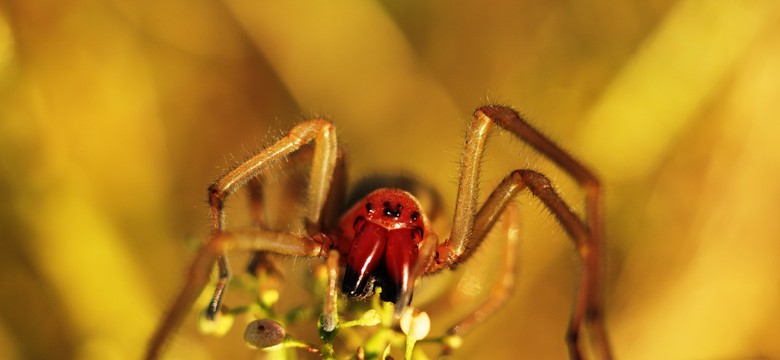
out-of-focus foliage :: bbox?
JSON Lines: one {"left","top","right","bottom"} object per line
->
{"left": 1, "top": 0, "right": 779, "bottom": 359}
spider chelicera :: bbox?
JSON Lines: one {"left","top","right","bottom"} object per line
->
{"left": 146, "top": 105, "right": 613, "bottom": 359}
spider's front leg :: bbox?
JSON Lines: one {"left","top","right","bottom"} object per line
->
{"left": 205, "top": 119, "right": 338, "bottom": 319}
{"left": 146, "top": 120, "right": 339, "bottom": 359}
{"left": 430, "top": 106, "right": 612, "bottom": 360}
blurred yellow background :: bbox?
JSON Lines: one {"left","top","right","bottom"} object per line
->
{"left": 1, "top": 0, "right": 779, "bottom": 359}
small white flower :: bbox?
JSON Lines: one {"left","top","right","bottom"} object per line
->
{"left": 399, "top": 308, "right": 430, "bottom": 341}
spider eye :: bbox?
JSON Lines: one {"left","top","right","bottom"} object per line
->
{"left": 411, "top": 212, "right": 419, "bottom": 221}
{"left": 365, "top": 202, "right": 373, "bottom": 213}
{"left": 382, "top": 201, "right": 402, "bottom": 218}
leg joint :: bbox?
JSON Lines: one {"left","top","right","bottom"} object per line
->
{"left": 208, "top": 184, "right": 225, "bottom": 209}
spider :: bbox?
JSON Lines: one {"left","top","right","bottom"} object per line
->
{"left": 146, "top": 105, "right": 613, "bottom": 359}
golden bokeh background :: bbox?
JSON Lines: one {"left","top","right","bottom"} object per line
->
{"left": 1, "top": 0, "right": 779, "bottom": 359}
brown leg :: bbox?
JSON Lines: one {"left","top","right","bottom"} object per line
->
{"left": 245, "top": 145, "right": 346, "bottom": 277}
{"left": 205, "top": 120, "right": 338, "bottom": 320}
{"left": 322, "top": 250, "right": 340, "bottom": 332}
{"left": 433, "top": 106, "right": 612, "bottom": 359}
{"left": 146, "top": 229, "right": 328, "bottom": 360}
{"left": 476, "top": 106, "right": 611, "bottom": 360}
{"left": 447, "top": 203, "right": 521, "bottom": 338}
{"left": 513, "top": 170, "right": 595, "bottom": 360}
{"left": 316, "top": 147, "right": 348, "bottom": 234}
{"left": 245, "top": 176, "right": 283, "bottom": 277}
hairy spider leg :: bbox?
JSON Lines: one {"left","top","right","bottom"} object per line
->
{"left": 146, "top": 230, "right": 327, "bottom": 360}
{"left": 485, "top": 107, "right": 611, "bottom": 360}
{"left": 438, "top": 203, "right": 520, "bottom": 358}
{"left": 146, "top": 120, "right": 338, "bottom": 359}
{"left": 430, "top": 106, "right": 612, "bottom": 360}
{"left": 244, "top": 176, "right": 283, "bottom": 277}
{"left": 244, "top": 145, "right": 346, "bottom": 277}
{"left": 323, "top": 250, "right": 341, "bottom": 332}
{"left": 205, "top": 120, "right": 338, "bottom": 321}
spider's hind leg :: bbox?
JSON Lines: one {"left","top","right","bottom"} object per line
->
{"left": 438, "top": 202, "right": 520, "bottom": 357}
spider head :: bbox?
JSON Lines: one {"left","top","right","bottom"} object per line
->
{"left": 339, "top": 189, "right": 428, "bottom": 307}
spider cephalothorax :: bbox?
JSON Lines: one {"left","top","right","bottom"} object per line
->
{"left": 146, "top": 105, "right": 613, "bottom": 360}
{"left": 339, "top": 189, "right": 429, "bottom": 304}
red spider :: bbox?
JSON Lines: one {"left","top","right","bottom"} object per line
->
{"left": 146, "top": 105, "right": 613, "bottom": 359}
